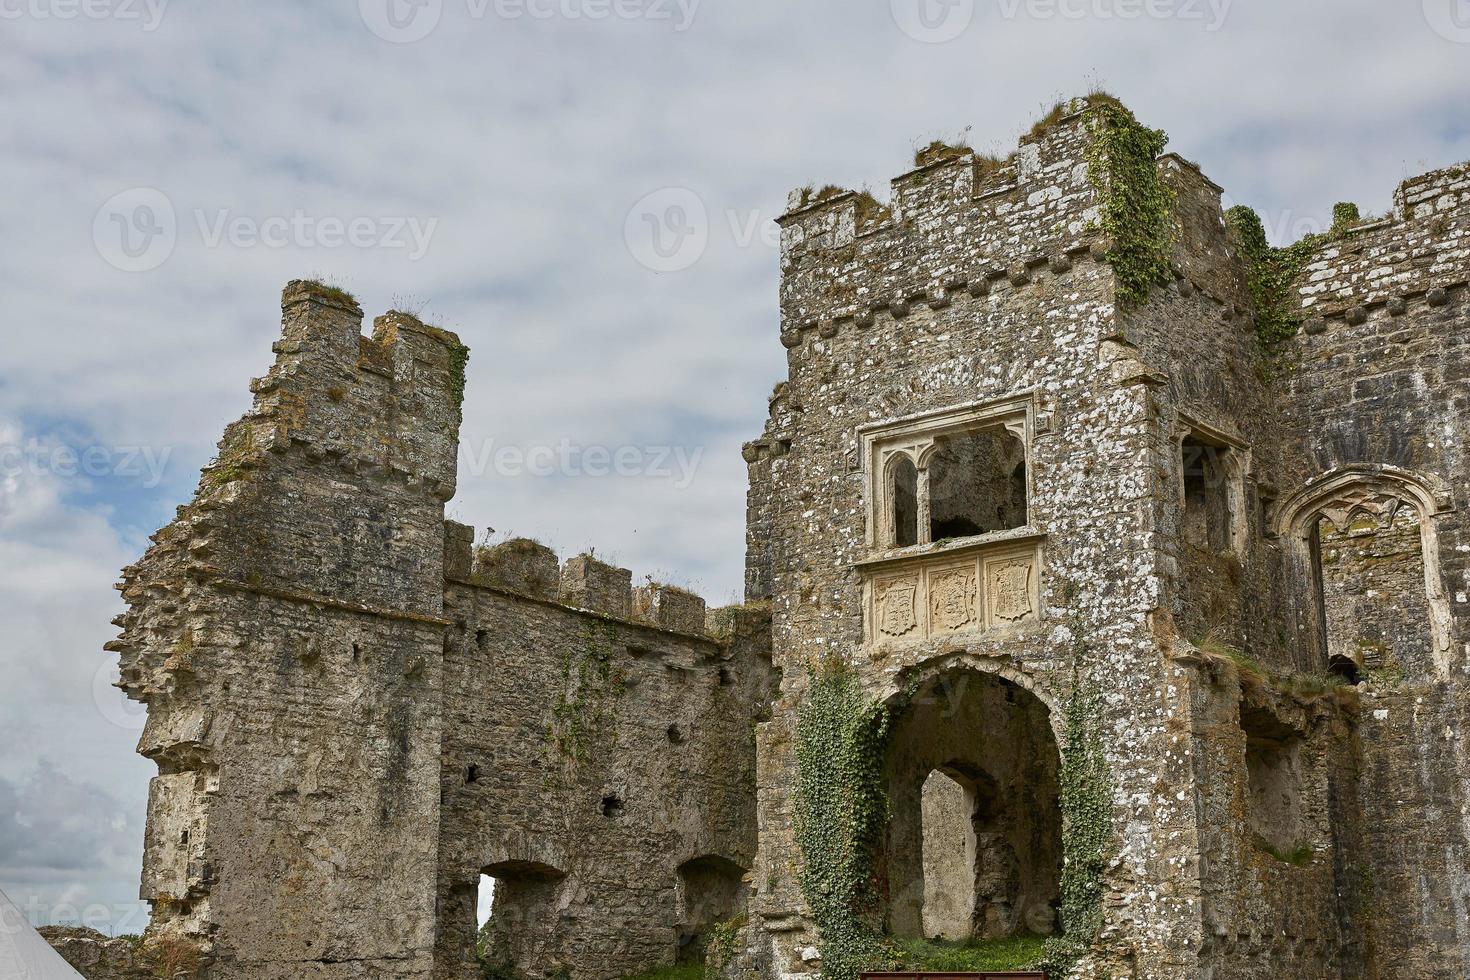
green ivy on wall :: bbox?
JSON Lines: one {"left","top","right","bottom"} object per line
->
{"left": 1043, "top": 651, "right": 1113, "bottom": 976}
{"left": 1224, "top": 205, "right": 1327, "bottom": 351}
{"left": 448, "top": 342, "right": 471, "bottom": 416}
{"left": 1085, "top": 100, "right": 1177, "bottom": 309}
{"left": 792, "top": 657, "right": 896, "bottom": 980}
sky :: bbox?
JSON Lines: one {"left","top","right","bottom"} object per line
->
{"left": 2, "top": 0, "right": 1468, "bottom": 936}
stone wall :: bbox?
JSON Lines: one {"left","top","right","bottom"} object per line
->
{"left": 434, "top": 543, "right": 776, "bottom": 980}
{"left": 1281, "top": 160, "right": 1470, "bottom": 980}
{"left": 740, "top": 98, "right": 1211, "bottom": 977}
{"left": 88, "top": 282, "right": 775, "bottom": 980}
{"left": 736, "top": 93, "right": 1470, "bottom": 980}
{"left": 73, "top": 96, "right": 1470, "bottom": 980}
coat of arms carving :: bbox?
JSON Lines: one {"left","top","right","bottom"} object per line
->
{"left": 930, "top": 568, "right": 977, "bottom": 631}
{"left": 989, "top": 559, "right": 1034, "bottom": 622}
{"left": 878, "top": 580, "right": 918, "bottom": 636}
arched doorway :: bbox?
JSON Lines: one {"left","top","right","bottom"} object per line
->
{"left": 883, "top": 668, "right": 1062, "bottom": 942}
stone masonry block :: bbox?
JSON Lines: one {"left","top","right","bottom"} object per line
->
{"left": 632, "top": 583, "right": 707, "bottom": 634}
{"left": 558, "top": 554, "right": 633, "bottom": 617}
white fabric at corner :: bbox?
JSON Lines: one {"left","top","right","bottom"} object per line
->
{"left": 0, "top": 887, "right": 86, "bottom": 979}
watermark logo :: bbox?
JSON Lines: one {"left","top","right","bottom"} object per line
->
{"left": 92, "top": 657, "right": 147, "bottom": 733}
{"left": 93, "top": 187, "right": 176, "bottom": 273}
{"left": 891, "top": 0, "right": 974, "bottom": 43}
{"left": 0, "top": 0, "right": 169, "bottom": 30}
{"left": 624, "top": 187, "right": 709, "bottom": 273}
{"left": 1423, "top": 0, "right": 1470, "bottom": 43}
{"left": 359, "top": 0, "right": 443, "bottom": 42}
{"left": 93, "top": 189, "right": 439, "bottom": 271}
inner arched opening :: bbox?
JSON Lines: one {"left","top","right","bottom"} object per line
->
{"left": 884, "top": 669, "right": 1061, "bottom": 944}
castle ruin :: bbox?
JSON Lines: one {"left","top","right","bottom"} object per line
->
{"left": 63, "top": 95, "right": 1470, "bottom": 979}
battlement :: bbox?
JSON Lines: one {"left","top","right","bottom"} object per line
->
{"left": 210, "top": 280, "right": 466, "bottom": 502}
{"left": 772, "top": 96, "right": 1127, "bottom": 349}
{"left": 443, "top": 521, "right": 729, "bottom": 640}
{"left": 1295, "top": 165, "right": 1470, "bottom": 325}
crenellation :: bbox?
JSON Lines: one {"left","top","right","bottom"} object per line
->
{"left": 558, "top": 552, "right": 635, "bottom": 618}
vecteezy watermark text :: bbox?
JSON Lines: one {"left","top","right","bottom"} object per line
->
{"left": 1, "top": 438, "right": 173, "bottom": 488}
{"left": 890, "top": 0, "right": 1230, "bottom": 43}
{"left": 93, "top": 188, "right": 438, "bottom": 272}
{"left": 0, "top": 0, "right": 167, "bottom": 30}
{"left": 358, "top": 0, "right": 700, "bottom": 43}
{"left": 461, "top": 439, "right": 704, "bottom": 489}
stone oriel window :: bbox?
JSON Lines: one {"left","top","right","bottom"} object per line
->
{"left": 863, "top": 400, "right": 1032, "bottom": 552}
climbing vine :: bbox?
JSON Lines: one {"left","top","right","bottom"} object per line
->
{"left": 448, "top": 342, "right": 471, "bottom": 417}
{"left": 1085, "top": 100, "right": 1177, "bottom": 309}
{"left": 792, "top": 657, "right": 896, "bottom": 979}
{"left": 1224, "top": 205, "right": 1327, "bottom": 351}
{"left": 1042, "top": 634, "right": 1114, "bottom": 975}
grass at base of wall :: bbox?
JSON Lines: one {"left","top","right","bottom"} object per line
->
{"left": 897, "top": 933, "right": 1047, "bottom": 971}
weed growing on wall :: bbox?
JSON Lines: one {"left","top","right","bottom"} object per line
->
{"left": 1086, "top": 100, "right": 1177, "bottom": 309}
{"left": 792, "top": 657, "right": 896, "bottom": 979}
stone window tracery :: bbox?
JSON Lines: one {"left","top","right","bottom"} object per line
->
{"left": 864, "top": 400, "right": 1032, "bottom": 553}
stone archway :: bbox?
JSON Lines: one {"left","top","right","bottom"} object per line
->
{"left": 1275, "top": 465, "right": 1456, "bottom": 675}
{"left": 881, "top": 667, "right": 1062, "bottom": 942}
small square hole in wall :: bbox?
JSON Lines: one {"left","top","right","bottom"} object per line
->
{"left": 475, "top": 628, "right": 490, "bottom": 651}
{"left": 666, "top": 725, "right": 684, "bottom": 744}
{"left": 600, "top": 794, "right": 624, "bottom": 818}
{"left": 466, "top": 764, "right": 480, "bottom": 784}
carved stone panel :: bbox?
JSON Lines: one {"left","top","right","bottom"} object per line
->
{"left": 876, "top": 576, "right": 920, "bottom": 637}
{"left": 863, "top": 538, "right": 1043, "bottom": 643}
{"left": 928, "top": 564, "right": 978, "bottom": 633}
{"left": 985, "top": 554, "right": 1037, "bottom": 626}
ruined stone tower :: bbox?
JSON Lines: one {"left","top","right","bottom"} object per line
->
{"left": 71, "top": 95, "right": 1470, "bottom": 980}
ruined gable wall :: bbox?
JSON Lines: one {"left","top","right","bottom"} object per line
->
{"left": 1282, "top": 163, "right": 1470, "bottom": 980}
{"left": 106, "top": 282, "right": 464, "bottom": 979}
{"left": 742, "top": 99, "right": 1212, "bottom": 977}
{"left": 434, "top": 538, "right": 774, "bottom": 980}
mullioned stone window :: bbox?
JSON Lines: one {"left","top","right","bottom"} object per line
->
{"left": 858, "top": 399, "right": 1043, "bottom": 644}
{"left": 863, "top": 398, "right": 1032, "bottom": 553}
